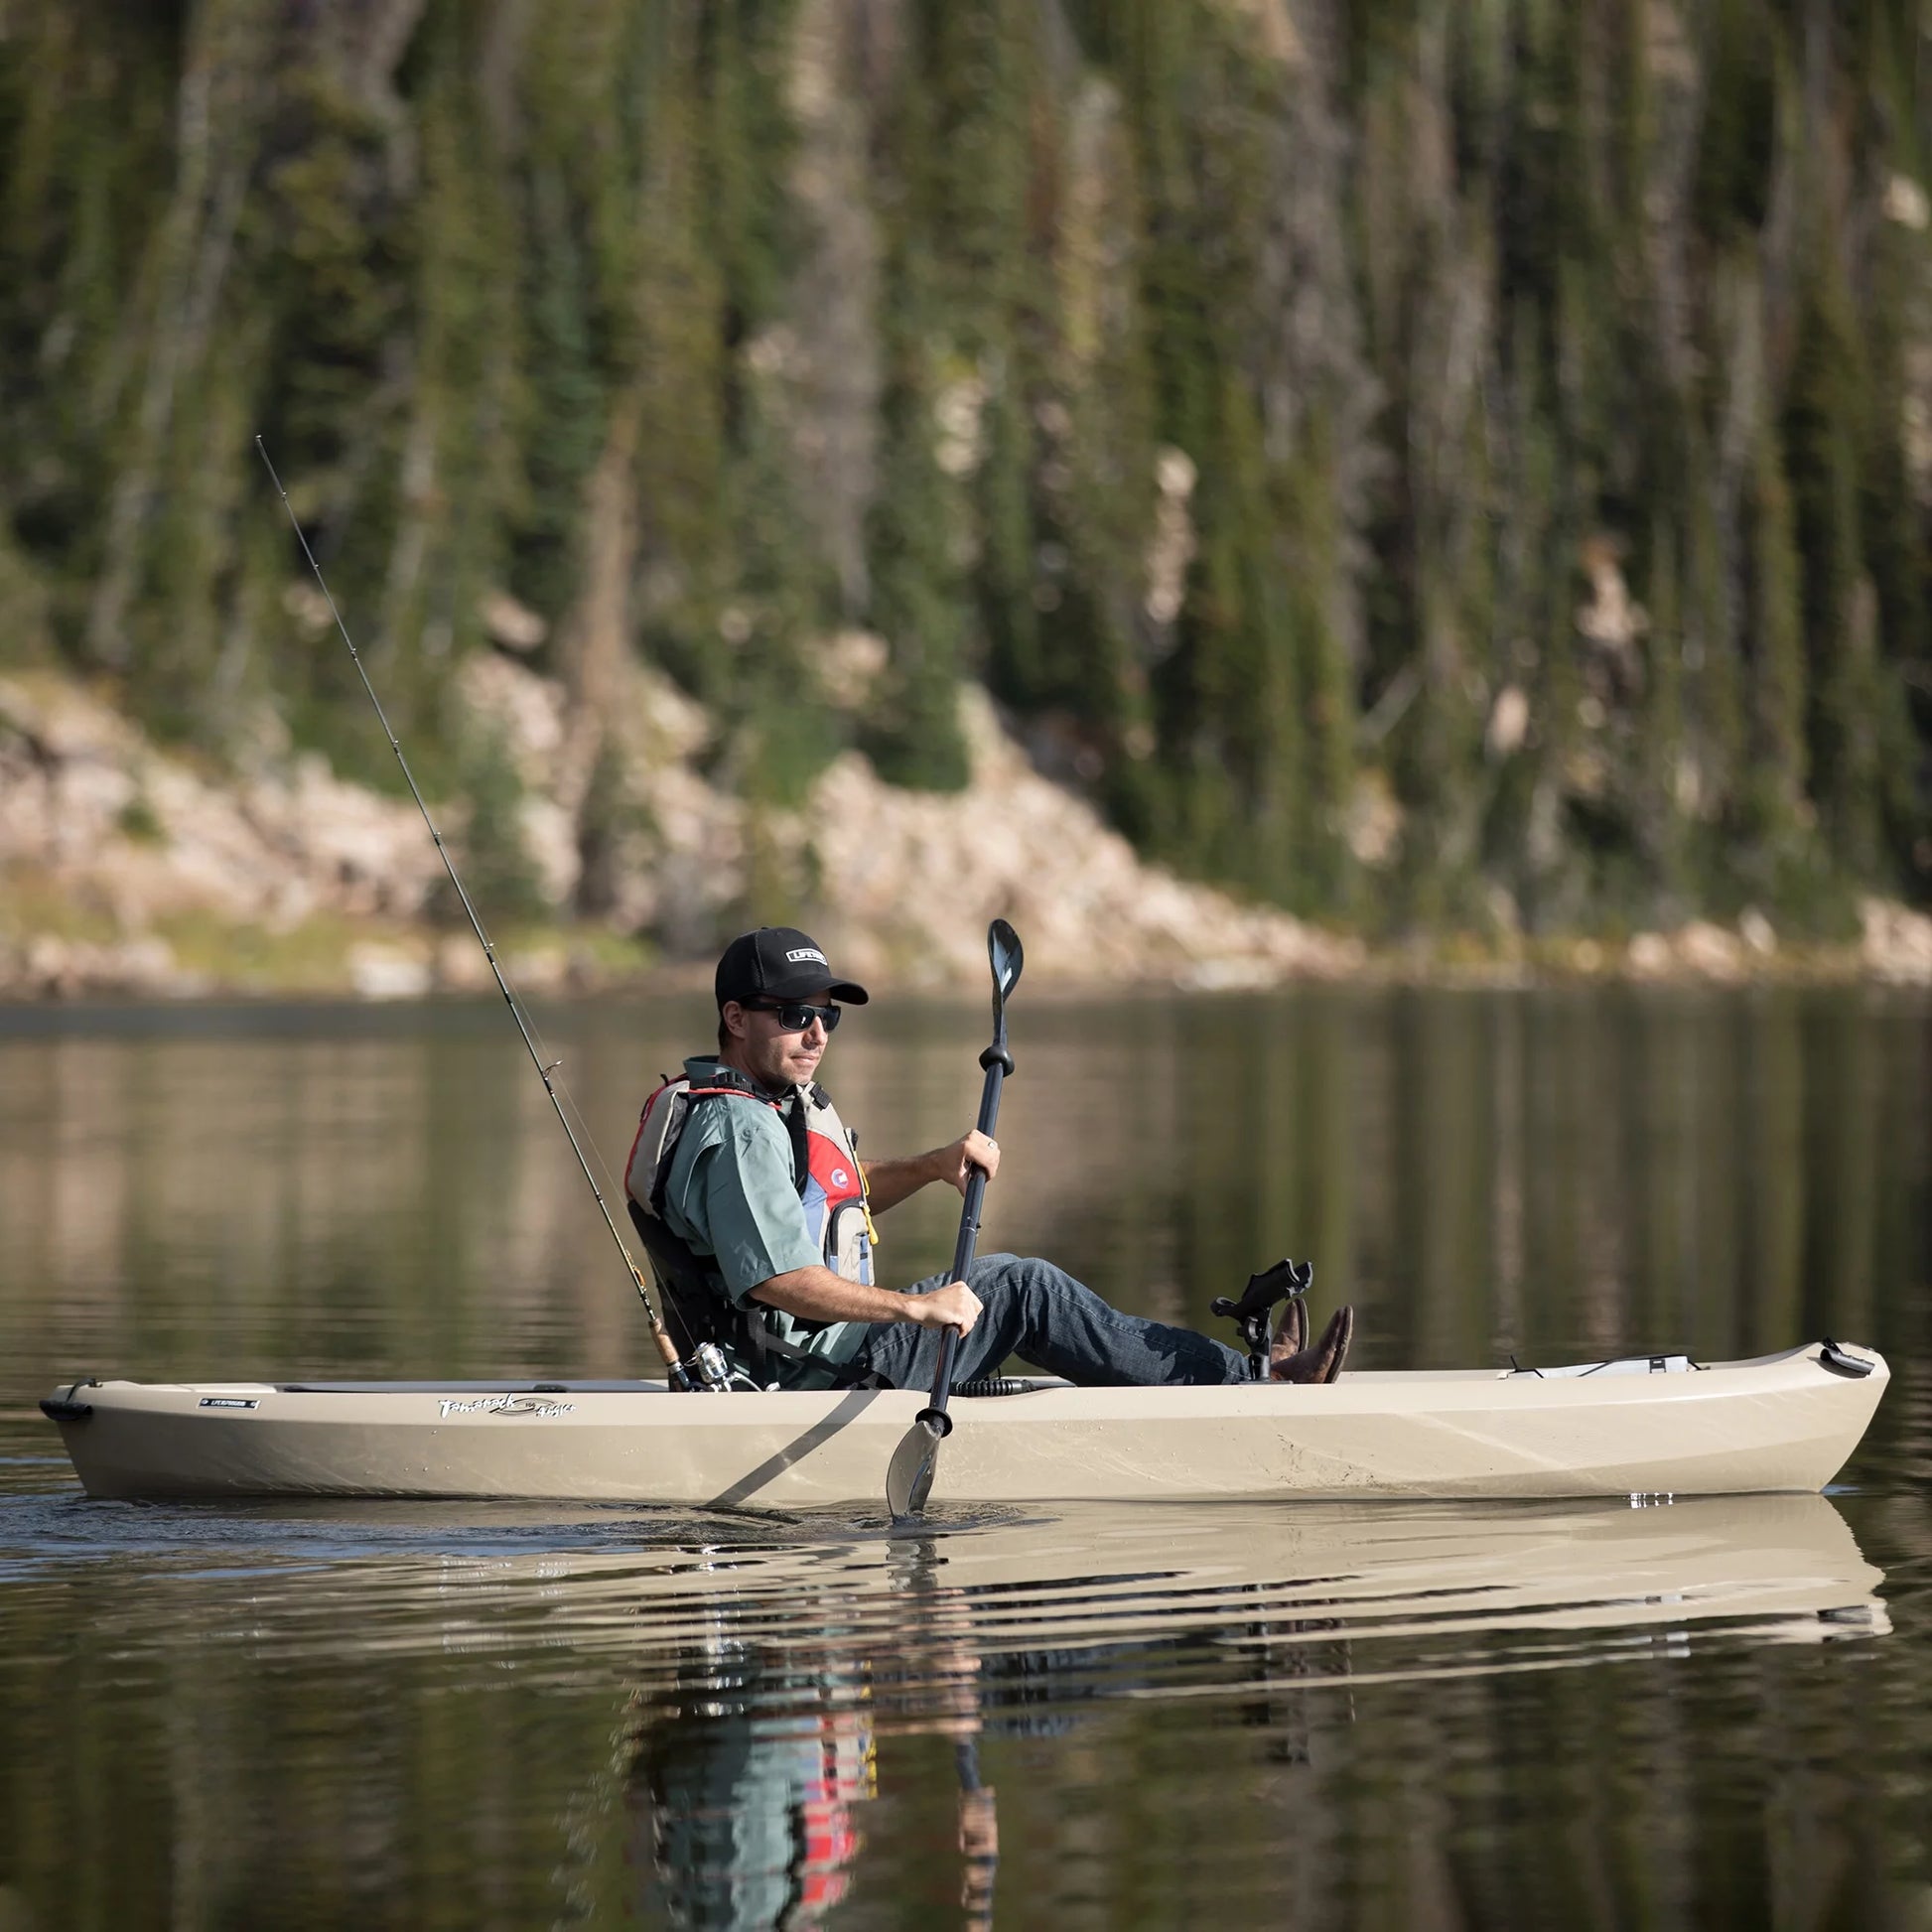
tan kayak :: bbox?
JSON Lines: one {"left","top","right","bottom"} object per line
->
{"left": 42, "top": 1338, "right": 1886, "bottom": 1506}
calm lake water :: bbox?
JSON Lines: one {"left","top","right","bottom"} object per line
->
{"left": 1, "top": 985, "right": 1928, "bottom": 1929}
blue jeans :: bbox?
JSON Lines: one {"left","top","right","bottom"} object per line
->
{"left": 846, "top": 1252, "right": 1251, "bottom": 1389}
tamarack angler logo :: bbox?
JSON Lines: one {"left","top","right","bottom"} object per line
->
{"left": 438, "top": 1394, "right": 576, "bottom": 1419}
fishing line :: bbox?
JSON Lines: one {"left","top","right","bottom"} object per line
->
{"left": 483, "top": 976, "right": 619, "bottom": 1198}
{"left": 454, "top": 960, "right": 621, "bottom": 1211}
{"left": 255, "top": 436, "right": 698, "bottom": 1391}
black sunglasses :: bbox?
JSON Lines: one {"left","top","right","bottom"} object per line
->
{"left": 746, "top": 1000, "right": 843, "bottom": 1034}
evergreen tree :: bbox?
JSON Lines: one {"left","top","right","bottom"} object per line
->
{"left": 1, "top": 0, "right": 1928, "bottom": 938}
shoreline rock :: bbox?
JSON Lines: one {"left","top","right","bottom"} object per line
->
{"left": 4, "top": 665, "right": 1930, "bottom": 1000}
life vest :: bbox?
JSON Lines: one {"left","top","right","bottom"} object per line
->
{"left": 791, "top": 1714, "right": 875, "bottom": 1917}
{"left": 623, "top": 1063, "right": 877, "bottom": 1381}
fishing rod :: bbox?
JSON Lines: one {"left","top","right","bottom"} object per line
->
{"left": 255, "top": 436, "right": 715, "bottom": 1393}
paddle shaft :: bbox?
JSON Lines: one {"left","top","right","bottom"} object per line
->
{"left": 923, "top": 1041, "right": 1013, "bottom": 1422}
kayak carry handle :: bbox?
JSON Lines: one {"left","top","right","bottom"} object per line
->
{"left": 40, "top": 1378, "right": 98, "bottom": 1424}
{"left": 1819, "top": 1338, "right": 1876, "bottom": 1379}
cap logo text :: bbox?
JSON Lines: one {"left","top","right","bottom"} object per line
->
{"left": 785, "top": 947, "right": 828, "bottom": 965}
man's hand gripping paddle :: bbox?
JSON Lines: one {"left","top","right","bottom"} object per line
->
{"left": 887, "top": 920, "right": 1024, "bottom": 1521}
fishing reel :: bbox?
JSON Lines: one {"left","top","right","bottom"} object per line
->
{"left": 684, "top": 1342, "right": 761, "bottom": 1393}
{"left": 1212, "top": 1257, "right": 1313, "bottom": 1378}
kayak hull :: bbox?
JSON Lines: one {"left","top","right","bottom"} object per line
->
{"left": 43, "top": 1341, "right": 1888, "bottom": 1507}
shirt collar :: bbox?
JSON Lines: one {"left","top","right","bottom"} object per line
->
{"left": 684, "top": 1054, "right": 795, "bottom": 1104}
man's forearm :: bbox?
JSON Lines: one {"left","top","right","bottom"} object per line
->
{"left": 749, "top": 1265, "right": 983, "bottom": 1339}
{"left": 860, "top": 1151, "right": 945, "bottom": 1214}
{"left": 749, "top": 1264, "right": 917, "bottom": 1325}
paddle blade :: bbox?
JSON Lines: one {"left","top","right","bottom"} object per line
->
{"left": 887, "top": 1408, "right": 951, "bottom": 1520}
{"left": 988, "top": 919, "right": 1024, "bottom": 1006}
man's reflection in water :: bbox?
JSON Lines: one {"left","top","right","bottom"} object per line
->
{"left": 953, "top": 1739, "right": 999, "bottom": 1929}
{"left": 623, "top": 1662, "right": 1004, "bottom": 1929}
{"left": 626, "top": 1662, "right": 877, "bottom": 1929}
{"left": 621, "top": 1536, "right": 1006, "bottom": 1930}
{"left": 621, "top": 1536, "right": 1341, "bottom": 1928}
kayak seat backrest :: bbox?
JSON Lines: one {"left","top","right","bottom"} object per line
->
{"left": 624, "top": 1195, "right": 742, "bottom": 1358}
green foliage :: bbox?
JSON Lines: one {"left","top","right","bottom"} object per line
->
{"left": 0, "top": 529, "right": 52, "bottom": 665}
{"left": 702, "top": 357, "right": 844, "bottom": 807}
{"left": 1693, "top": 0, "right": 1779, "bottom": 237}
{"left": 116, "top": 791, "right": 166, "bottom": 846}
{"left": 859, "top": 42, "right": 970, "bottom": 793}
{"left": 860, "top": 286, "right": 972, "bottom": 792}
{"left": 1, "top": 0, "right": 1929, "bottom": 938}
{"left": 1784, "top": 269, "right": 1875, "bottom": 874}
{"left": 441, "top": 723, "right": 547, "bottom": 929}
{"left": 1738, "top": 427, "right": 1814, "bottom": 894}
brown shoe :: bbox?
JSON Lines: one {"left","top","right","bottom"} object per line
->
{"left": 1267, "top": 1296, "right": 1309, "bottom": 1375}
{"left": 1270, "top": 1305, "right": 1353, "bottom": 1384}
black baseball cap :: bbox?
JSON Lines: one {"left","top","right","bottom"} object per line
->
{"left": 715, "top": 927, "right": 870, "bottom": 1009}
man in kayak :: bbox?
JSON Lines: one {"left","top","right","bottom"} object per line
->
{"left": 624, "top": 925, "right": 1353, "bottom": 1392}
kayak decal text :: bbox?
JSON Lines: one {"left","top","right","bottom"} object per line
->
{"left": 438, "top": 1394, "right": 577, "bottom": 1420}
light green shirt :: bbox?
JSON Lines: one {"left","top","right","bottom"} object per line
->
{"left": 658, "top": 1056, "right": 871, "bottom": 1386}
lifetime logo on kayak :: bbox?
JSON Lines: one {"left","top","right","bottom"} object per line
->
{"left": 438, "top": 1394, "right": 577, "bottom": 1419}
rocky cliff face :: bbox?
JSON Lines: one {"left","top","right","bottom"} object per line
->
{"left": 6, "top": 664, "right": 1928, "bottom": 1000}
{"left": 0, "top": 661, "right": 1363, "bottom": 998}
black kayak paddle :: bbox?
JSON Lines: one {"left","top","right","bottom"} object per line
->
{"left": 886, "top": 919, "right": 1025, "bottom": 1521}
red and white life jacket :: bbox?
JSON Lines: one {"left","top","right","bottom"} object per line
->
{"left": 623, "top": 1063, "right": 876, "bottom": 1377}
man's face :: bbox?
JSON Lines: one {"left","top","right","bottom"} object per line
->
{"left": 722, "top": 986, "right": 835, "bottom": 1089}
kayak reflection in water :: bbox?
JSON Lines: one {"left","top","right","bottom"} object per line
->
{"left": 624, "top": 925, "right": 1354, "bottom": 1392}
